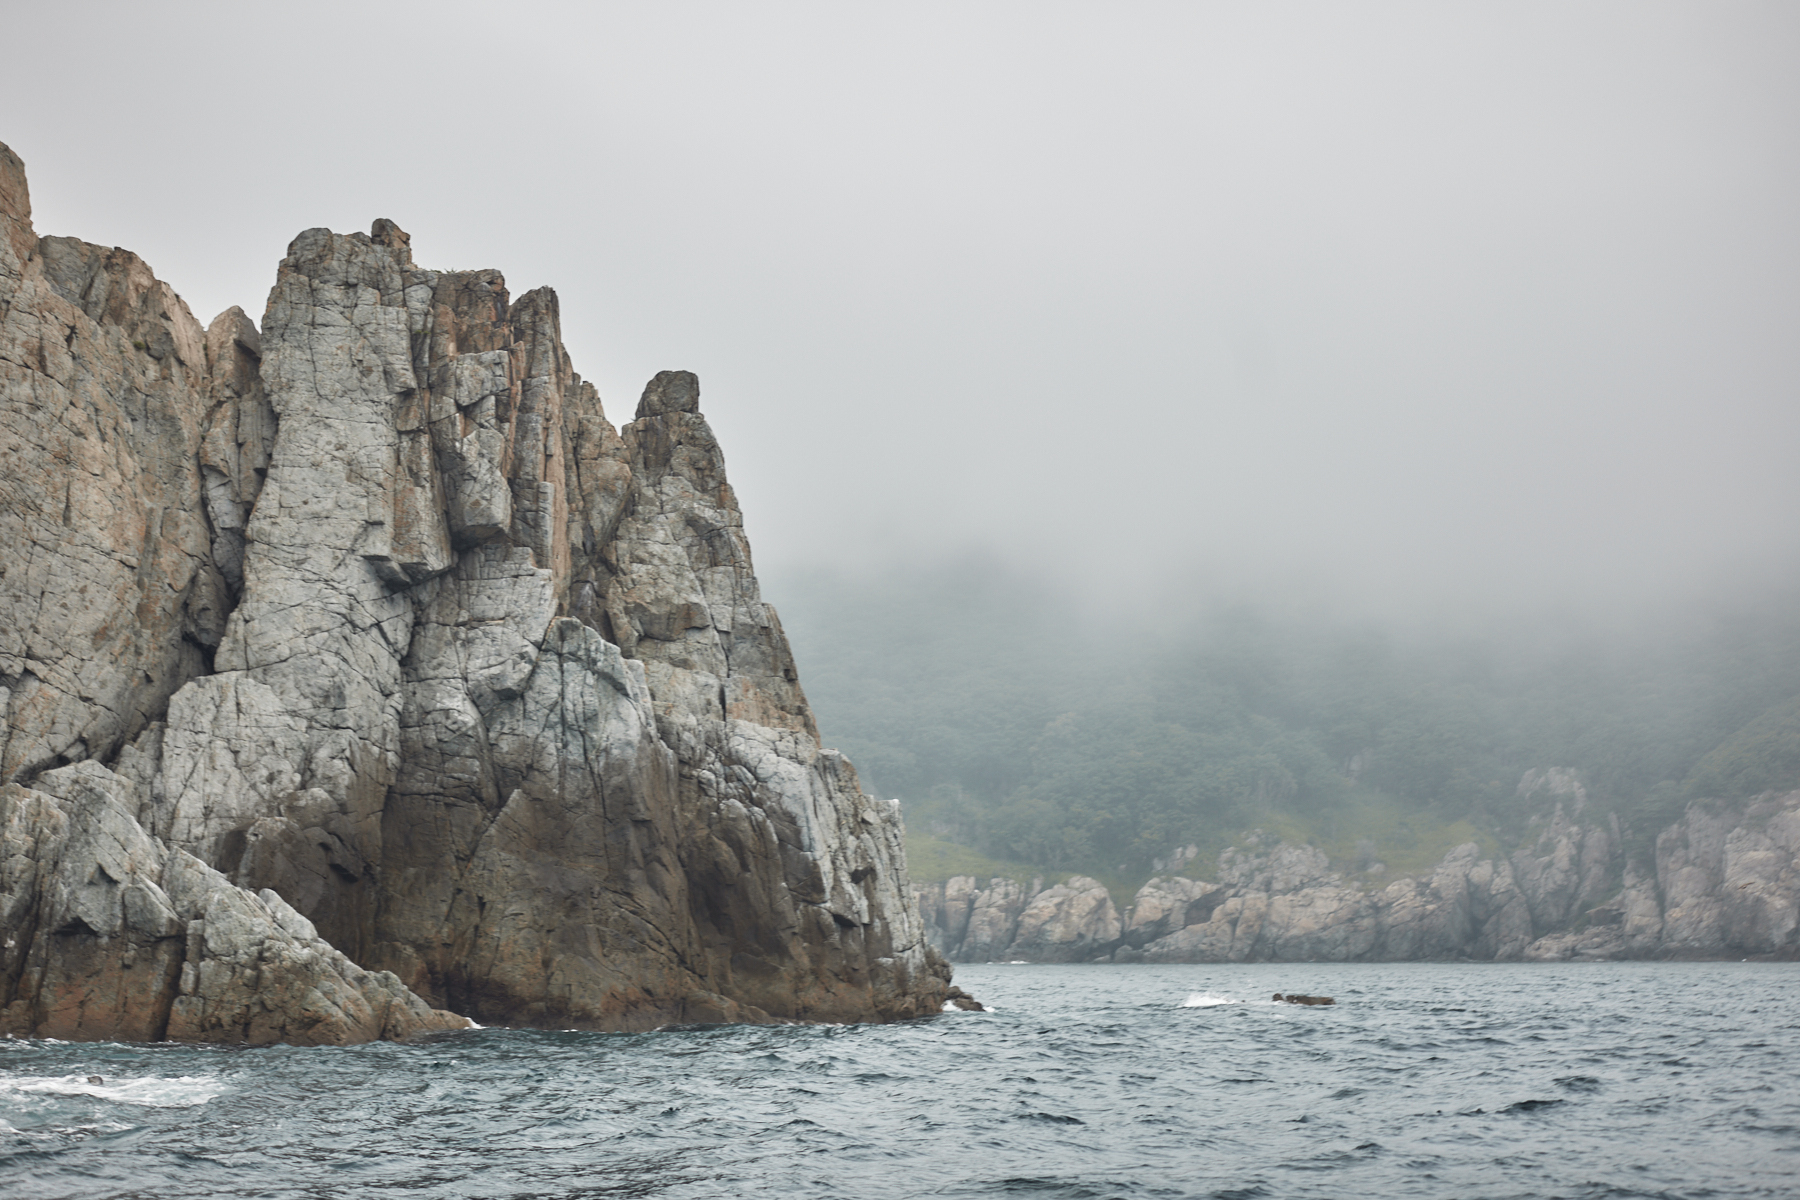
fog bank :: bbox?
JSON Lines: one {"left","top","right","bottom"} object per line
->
{"left": 3, "top": 2, "right": 1794, "bottom": 618}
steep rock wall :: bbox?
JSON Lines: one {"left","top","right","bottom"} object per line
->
{"left": 0, "top": 142, "right": 947, "bottom": 1040}
{"left": 0, "top": 144, "right": 232, "bottom": 787}
{"left": 0, "top": 143, "right": 464, "bottom": 1041}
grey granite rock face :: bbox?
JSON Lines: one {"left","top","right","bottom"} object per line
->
{"left": 1005, "top": 877, "right": 1120, "bottom": 962}
{"left": 1123, "top": 876, "right": 1226, "bottom": 946}
{"left": 0, "top": 762, "right": 467, "bottom": 1043}
{"left": 918, "top": 786, "right": 1800, "bottom": 964}
{"left": 913, "top": 874, "right": 1120, "bottom": 962}
{"left": 1655, "top": 793, "right": 1800, "bottom": 956}
{"left": 0, "top": 142, "right": 948, "bottom": 1039}
{"left": 223, "top": 228, "right": 938, "bottom": 1025}
{"left": 0, "top": 145, "right": 462, "bottom": 1043}
{"left": 145, "top": 224, "right": 946, "bottom": 1025}
{"left": 960, "top": 877, "right": 1030, "bottom": 961}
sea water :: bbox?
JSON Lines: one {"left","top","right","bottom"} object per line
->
{"left": 2, "top": 961, "right": 1797, "bottom": 1198}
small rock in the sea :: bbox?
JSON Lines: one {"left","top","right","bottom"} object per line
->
{"left": 945, "top": 986, "right": 986, "bottom": 1012}
{"left": 86, "top": 1075, "right": 104, "bottom": 1085}
{"left": 1273, "top": 993, "right": 1335, "bottom": 1006}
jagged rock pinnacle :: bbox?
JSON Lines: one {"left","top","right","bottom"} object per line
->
{"left": 0, "top": 141, "right": 950, "bottom": 1043}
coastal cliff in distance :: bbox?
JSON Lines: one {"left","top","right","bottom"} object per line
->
{"left": 916, "top": 775, "right": 1800, "bottom": 964}
{"left": 0, "top": 141, "right": 948, "bottom": 1042}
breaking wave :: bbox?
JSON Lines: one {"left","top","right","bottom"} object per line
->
{"left": 1, "top": 1072, "right": 225, "bottom": 1108}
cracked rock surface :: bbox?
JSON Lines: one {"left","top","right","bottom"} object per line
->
{"left": 0, "top": 762, "right": 467, "bottom": 1043}
{"left": 0, "top": 142, "right": 947, "bottom": 1040}
{"left": 0, "top": 144, "right": 230, "bottom": 790}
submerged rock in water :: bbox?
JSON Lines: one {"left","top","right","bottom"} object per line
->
{"left": 0, "top": 141, "right": 949, "bottom": 1043}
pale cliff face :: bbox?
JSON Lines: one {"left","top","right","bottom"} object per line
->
{"left": 0, "top": 143, "right": 948, "bottom": 1042}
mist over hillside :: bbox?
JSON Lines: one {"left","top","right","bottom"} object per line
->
{"left": 773, "top": 556, "right": 1800, "bottom": 890}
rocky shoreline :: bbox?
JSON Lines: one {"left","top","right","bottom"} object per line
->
{"left": 916, "top": 780, "right": 1800, "bottom": 964}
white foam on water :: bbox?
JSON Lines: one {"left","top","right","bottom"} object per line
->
{"left": 1180, "top": 992, "right": 1243, "bottom": 1007}
{"left": 1, "top": 1073, "right": 226, "bottom": 1108}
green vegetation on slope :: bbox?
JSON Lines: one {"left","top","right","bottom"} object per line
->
{"left": 782, "top": 560, "right": 1800, "bottom": 889}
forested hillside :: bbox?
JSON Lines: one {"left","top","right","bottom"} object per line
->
{"left": 776, "top": 559, "right": 1800, "bottom": 893}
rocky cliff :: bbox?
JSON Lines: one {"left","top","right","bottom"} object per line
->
{"left": 917, "top": 778, "right": 1800, "bottom": 964}
{"left": 0, "top": 142, "right": 947, "bottom": 1042}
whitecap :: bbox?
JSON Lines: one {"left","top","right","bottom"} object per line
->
{"left": 1180, "top": 992, "right": 1242, "bottom": 1008}
{"left": 1, "top": 1073, "right": 226, "bottom": 1108}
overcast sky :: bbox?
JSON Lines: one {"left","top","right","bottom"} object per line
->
{"left": 4, "top": 1, "right": 1796, "bottom": 621}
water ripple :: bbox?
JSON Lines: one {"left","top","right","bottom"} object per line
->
{"left": 1, "top": 963, "right": 1798, "bottom": 1197}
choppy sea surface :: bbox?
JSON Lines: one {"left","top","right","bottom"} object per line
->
{"left": 3, "top": 962, "right": 1797, "bottom": 1199}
